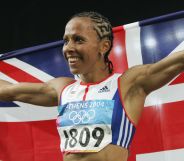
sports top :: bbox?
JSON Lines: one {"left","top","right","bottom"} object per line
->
{"left": 57, "top": 73, "right": 136, "bottom": 153}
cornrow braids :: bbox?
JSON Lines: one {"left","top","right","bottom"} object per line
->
{"left": 70, "top": 11, "right": 114, "bottom": 73}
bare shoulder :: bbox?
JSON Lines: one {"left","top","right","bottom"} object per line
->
{"left": 46, "top": 77, "right": 75, "bottom": 95}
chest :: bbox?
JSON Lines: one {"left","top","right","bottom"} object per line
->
{"left": 58, "top": 81, "right": 118, "bottom": 127}
{"left": 56, "top": 74, "right": 129, "bottom": 152}
{"left": 61, "top": 80, "right": 118, "bottom": 104}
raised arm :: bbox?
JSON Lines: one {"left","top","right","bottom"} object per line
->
{"left": 119, "top": 50, "right": 184, "bottom": 124}
{"left": 123, "top": 50, "right": 184, "bottom": 96}
{"left": 0, "top": 77, "right": 74, "bottom": 106}
{"left": 139, "top": 50, "right": 184, "bottom": 94}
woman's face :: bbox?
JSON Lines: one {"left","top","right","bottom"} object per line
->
{"left": 62, "top": 17, "right": 106, "bottom": 75}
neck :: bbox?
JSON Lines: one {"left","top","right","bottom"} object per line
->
{"left": 79, "top": 69, "right": 111, "bottom": 83}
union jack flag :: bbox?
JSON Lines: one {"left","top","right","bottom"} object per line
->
{"left": 0, "top": 10, "right": 184, "bottom": 161}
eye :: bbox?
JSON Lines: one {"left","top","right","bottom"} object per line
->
{"left": 74, "top": 36, "right": 84, "bottom": 44}
{"left": 63, "top": 38, "right": 69, "bottom": 45}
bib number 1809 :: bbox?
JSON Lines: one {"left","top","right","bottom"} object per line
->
{"left": 63, "top": 127, "right": 105, "bottom": 149}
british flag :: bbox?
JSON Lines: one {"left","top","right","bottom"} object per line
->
{"left": 0, "top": 10, "right": 184, "bottom": 161}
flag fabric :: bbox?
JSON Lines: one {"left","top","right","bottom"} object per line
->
{"left": 0, "top": 10, "right": 184, "bottom": 161}
{"left": 123, "top": 11, "right": 184, "bottom": 161}
{"left": 0, "top": 41, "right": 73, "bottom": 161}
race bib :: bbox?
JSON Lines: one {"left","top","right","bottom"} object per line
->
{"left": 57, "top": 100, "right": 114, "bottom": 152}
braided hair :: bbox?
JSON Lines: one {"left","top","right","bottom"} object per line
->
{"left": 70, "top": 11, "right": 114, "bottom": 73}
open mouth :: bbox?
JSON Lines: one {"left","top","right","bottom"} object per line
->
{"left": 68, "top": 57, "right": 81, "bottom": 64}
{"left": 68, "top": 57, "right": 79, "bottom": 62}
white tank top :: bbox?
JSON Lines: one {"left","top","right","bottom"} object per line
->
{"left": 57, "top": 73, "right": 136, "bottom": 153}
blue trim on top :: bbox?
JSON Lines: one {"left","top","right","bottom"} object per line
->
{"left": 124, "top": 121, "right": 131, "bottom": 148}
{"left": 111, "top": 89, "right": 136, "bottom": 148}
{"left": 127, "top": 127, "right": 136, "bottom": 148}
{"left": 120, "top": 114, "right": 127, "bottom": 146}
{"left": 111, "top": 90, "right": 123, "bottom": 144}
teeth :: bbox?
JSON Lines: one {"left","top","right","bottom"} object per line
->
{"left": 68, "top": 57, "right": 79, "bottom": 62}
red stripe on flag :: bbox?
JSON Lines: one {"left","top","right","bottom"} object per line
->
{"left": 169, "top": 72, "right": 184, "bottom": 85}
{"left": 0, "top": 61, "right": 42, "bottom": 83}
{"left": 110, "top": 26, "right": 128, "bottom": 73}
{"left": 128, "top": 101, "right": 184, "bottom": 161}
{"left": 0, "top": 120, "right": 63, "bottom": 161}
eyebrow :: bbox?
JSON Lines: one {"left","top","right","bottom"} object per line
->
{"left": 63, "top": 34, "right": 85, "bottom": 40}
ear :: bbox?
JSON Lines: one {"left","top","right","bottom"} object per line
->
{"left": 99, "top": 39, "right": 111, "bottom": 56}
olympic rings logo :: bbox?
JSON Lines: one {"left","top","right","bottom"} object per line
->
{"left": 69, "top": 110, "right": 96, "bottom": 125}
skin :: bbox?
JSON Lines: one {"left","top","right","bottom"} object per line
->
{"left": 0, "top": 17, "right": 184, "bottom": 161}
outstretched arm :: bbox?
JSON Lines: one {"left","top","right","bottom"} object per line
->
{"left": 130, "top": 50, "right": 184, "bottom": 95}
{"left": 0, "top": 77, "right": 74, "bottom": 106}
{"left": 144, "top": 50, "right": 184, "bottom": 94}
{"left": 119, "top": 50, "right": 184, "bottom": 124}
